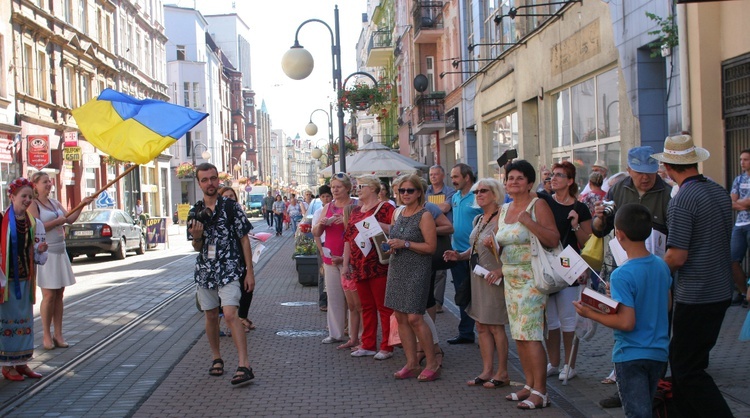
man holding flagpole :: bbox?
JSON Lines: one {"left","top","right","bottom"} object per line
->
{"left": 189, "top": 163, "right": 255, "bottom": 386}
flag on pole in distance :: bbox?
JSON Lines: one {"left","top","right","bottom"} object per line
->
{"left": 71, "top": 89, "right": 209, "bottom": 164}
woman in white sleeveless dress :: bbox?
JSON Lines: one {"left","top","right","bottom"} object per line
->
{"left": 28, "top": 172, "right": 94, "bottom": 350}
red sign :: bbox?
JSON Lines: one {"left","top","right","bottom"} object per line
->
{"left": 27, "top": 135, "right": 50, "bottom": 170}
{"left": 63, "top": 131, "right": 78, "bottom": 147}
{"left": 0, "top": 133, "right": 13, "bottom": 164}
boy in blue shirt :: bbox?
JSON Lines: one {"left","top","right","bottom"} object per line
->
{"left": 574, "top": 203, "right": 672, "bottom": 418}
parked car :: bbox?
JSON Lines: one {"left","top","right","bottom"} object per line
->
{"left": 65, "top": 209, "right": 146, "bottom": 261}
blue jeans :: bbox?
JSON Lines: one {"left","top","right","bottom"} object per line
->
{"left": 731, "top": 224, "right": 750, "bottom": 262}
{"left": 615, "top": 359, "right": 666, "bottom": 418}
{"left": 450, "top": 260, "right": 475, "bottom": 340}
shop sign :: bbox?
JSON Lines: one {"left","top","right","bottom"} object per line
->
{"left": 64, "top": 131, "right": 78, "bottom": 147}
{"left": 0, "top": 133, "right": 13, "bottom": 164}
{"left": 63, "top": 162, "right": 75, "bottom": 185}
{"left": 63, "top": 147, "right": 82, "bottom": 161}
{"left": 27, "top": 135, "right": 50, "bottom": 170}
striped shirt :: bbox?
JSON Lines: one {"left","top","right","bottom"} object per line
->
{"left": 667, "top": 175, "right": 733, "bottom": 304}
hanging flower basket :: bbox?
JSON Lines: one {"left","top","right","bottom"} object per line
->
{"left": 238, "top": 177, "right": 248, "bottom": 185}
{"left": 218, "top": 172, "right": 232, "bottom": 182}
{"left": 176, "top": 162, "right": 195, "bottom": 179}
{"left": 338, "top": 82, "right": 392, "bottom": 112}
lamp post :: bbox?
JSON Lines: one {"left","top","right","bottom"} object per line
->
{"left": 191, "top": 142, "right": 211, "bottom": 201}
{"left": 306, "top": 105, "right": 335, "bottom": 177}
{"left": 282, "top": 6, "right": 348, "bottom": 172}
{"left": 311, "top": 138, "right": 334, "bottom": 180}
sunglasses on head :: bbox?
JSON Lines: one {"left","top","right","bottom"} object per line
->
{"left": 397, "top": 188, "right": 417, "bottom": 195}
{"left": 472, "top": 188, "right": 491, "bottom": 195}
{"left": 334, "top": 172, "right": 348, "bottom": 180}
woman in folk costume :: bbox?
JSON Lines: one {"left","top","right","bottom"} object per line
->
{"left": 0, "top": 178, "right": 48, "bottom": 381}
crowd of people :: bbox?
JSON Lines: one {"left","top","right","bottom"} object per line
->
{"left": 1, "top": 134, "right": 743, "bottom": 416}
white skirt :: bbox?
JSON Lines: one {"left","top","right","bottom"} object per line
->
{"left": 36, "top": 242, "right": 76, "bottom": 289}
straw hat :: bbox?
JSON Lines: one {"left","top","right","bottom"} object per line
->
{"left": 651, "top": 134, "right": 710, "bottom": 165}
{"left": 592, "top": 159, "right": 607, "bottom": 169}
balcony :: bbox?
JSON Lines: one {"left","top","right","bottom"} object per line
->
{"left": 413, "top": 1, "right": 444, "bottom": 44}
{"left": 366, "top": 30, "right": 394, "bottom": 67}
{"left": 414, "top": 93, "right": 445, "bottom": 134}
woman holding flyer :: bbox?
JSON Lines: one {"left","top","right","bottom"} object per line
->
{"left": 444, "top": 178, "right": 510, "bottom": 388}
{"left": 342, "top": 175, "right": 395, "bottom": 359}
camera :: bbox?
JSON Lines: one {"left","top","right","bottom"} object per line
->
{"left": 602, "top": 200, "right": 616, "bottom": 216}
{"left": 187, "top": 201, "right": 214, "bottom": 240}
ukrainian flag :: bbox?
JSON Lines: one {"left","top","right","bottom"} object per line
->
{"left": 72, "top": 89, "right": 209, "bottom": 164}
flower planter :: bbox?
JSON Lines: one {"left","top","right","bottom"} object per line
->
{"left": 294, "top": 255, "right": 319, "bottom": 286}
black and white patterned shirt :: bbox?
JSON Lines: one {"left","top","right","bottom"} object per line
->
{"left": 193, "top": 196, "right": 253, "bottom": 289}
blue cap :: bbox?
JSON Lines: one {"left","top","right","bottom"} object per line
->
{"left": 627, "top": 146, "right": 659, "bottom": 173}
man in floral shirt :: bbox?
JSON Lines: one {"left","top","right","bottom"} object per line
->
{"left": 188, "top": 163, "right": 255, "bottom": 386}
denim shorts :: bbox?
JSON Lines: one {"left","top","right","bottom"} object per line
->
{"left": 731, "top": 224, "right": 750, "bottom": 262}
{"left": 196, "top": 280, "right": 241, "bottom": 311}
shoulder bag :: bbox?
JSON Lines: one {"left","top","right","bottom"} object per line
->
{"left": 526, "top": 198, "right": 568, "bottom": 294}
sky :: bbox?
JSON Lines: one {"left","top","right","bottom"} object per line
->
{"left": 174, "top": 0, "right": 368, "bottom": 143}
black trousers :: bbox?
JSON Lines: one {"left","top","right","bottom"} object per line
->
{"left": 669, "top": 299, "right": 733, "bottom": 418}
{"left": 264, "top": 209, "right": 274, "bottom": 226}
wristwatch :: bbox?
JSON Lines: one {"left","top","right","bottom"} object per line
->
{"left": 404, "top": 240, "right": 411, "bottom": 249}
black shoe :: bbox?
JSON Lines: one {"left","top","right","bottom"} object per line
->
{"left": 731, "top": 293, "right": 744, "bottom": 306}
{"left": 599, "top": 392, "right": 622, "bottom": 408}
{"left": 447, "top": 336, "right": 475, "bottom": 345}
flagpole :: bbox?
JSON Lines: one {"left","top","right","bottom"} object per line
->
{"left": 68, "top": 164, "right": 139, "bottom": 214}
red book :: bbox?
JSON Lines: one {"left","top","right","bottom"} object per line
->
{"left": 581, "top": 287, "right": 619, "bottom": 315}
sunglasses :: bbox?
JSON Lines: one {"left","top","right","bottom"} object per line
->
{"left": 472, "top": 188, "right": 491, "bottom": 195}
{"left": 397, "top": 188, "right": 417, "bottom": 195}
{"left": 334, "top": 172, "right": 349, "bottom": 180}
{"left": 356, "top": 184, "right": 371, "bottom": 191}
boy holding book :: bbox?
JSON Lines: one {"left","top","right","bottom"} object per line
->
{"left": 574, "top": 203, "right": 672, "bottom": 418}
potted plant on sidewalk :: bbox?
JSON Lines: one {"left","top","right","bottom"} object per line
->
{"left": 292, "top": 223, "right": 318, "bottom": 286}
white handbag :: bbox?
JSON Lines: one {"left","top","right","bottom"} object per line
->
{"left": 526, "top": 198, "right": 568, "bottom": 294}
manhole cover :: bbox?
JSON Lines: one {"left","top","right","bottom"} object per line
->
{"left": 276, "top": 330, "right": 328, "bottom": 337}
{"left": 279, "top": 301, "right": 318, "bottom": 306}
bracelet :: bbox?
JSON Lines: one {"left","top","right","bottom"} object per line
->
{"left": 571, "top": 224, "right": 581, "bottom": 232}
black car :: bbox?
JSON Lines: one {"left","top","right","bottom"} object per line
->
{"left": 66, "top": 209, "right": 146, "bottom": 261}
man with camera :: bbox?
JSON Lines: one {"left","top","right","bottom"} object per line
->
{"left": 591, "top": 146, "right": 672, "bottom": 408}
{"left": 188, "top": 163, "right": 255, "bottom": 386}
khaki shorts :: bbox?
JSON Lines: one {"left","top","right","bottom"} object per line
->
{"left": 196, "top": 280, "right": 241, "bottom": 311}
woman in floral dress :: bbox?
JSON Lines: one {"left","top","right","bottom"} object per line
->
{"left": 495, "top": 160, "right": 559, "bottom": 409}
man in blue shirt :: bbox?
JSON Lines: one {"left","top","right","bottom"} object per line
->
{"left": 447, "top": 163, "right": 482, "bottom": 344}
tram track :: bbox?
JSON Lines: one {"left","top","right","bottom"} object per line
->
{"left": 0, "top": 223, "right": 284, "bottom": 416}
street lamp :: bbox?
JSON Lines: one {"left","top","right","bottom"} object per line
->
{"left": 306, "top": 106, "right": 335, "bottom": 177}
{"left": 282, "top": 6, "right": 348, "bottom": 172}
{"left": 192, "top": 142, "right": 211, "bottom": 201}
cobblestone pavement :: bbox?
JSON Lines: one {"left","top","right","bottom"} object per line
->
{"left": 1, "top": 222, "right": 748, "bottom": 417}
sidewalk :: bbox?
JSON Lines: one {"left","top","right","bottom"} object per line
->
{"left": 134, "top": 229, "right": 750, "bottom": 417}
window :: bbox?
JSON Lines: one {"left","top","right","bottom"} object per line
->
{"left": 553, "top": 67, "right": 621, "bottom": 185}
{"left": 63, "top": 66, "right": 75, "bottom": 107}
{"left": 79, "top": 0, "right": 88, "bottom": 33}
{"left": 192, "top": 82, "right": 200, "bottom": 108}
{"left": 63, "top": 0, "right": 72, "bottom": 24}
{"left": 144, "top": 38, "right": 151, "bottom": 76}
{"left": 36, "top": 51, "right": 47, "bottom": 101}
{"left": 78, "top": 74, "right": 90, "bottom": 105}
{"left": 183, "top": 82, "right": 191, "bottom": 107}
{"left": 489, "top": 112, "right": 518, "bottom": 162}
{"left": 97, "top": 8, "right": 103, "bottom": 44}
{"left": 136, "top": 32, "right": 142, "bottom": 67}
{"left": 22, "top": 44, "right": 33, "bottom": 94}
{"left": 426, "top": 56, "right": 435, "bottom": 93}
{"left": 0, "top": 35, "right": 6, "bottom": 98}
{"left": 176, "top": 45, "right": 186, "bottom": 61}
{"left": 105, "top": 15, "right": 111, "bottom": 49}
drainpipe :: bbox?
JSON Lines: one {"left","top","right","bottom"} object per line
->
{"left": 677, "top": 2, "right": 691, "bottom": 133}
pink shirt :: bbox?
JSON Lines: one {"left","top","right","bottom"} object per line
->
{"left": 322, "top": 203, "right": 347, "bottom": 265}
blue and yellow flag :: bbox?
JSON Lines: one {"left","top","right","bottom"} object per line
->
{"left": 72, "top": 89, "right": 208, "bottom": 164}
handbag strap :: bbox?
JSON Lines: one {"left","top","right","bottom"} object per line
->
{"left": 524, "top": 196, "right": 568, "bottom": 248}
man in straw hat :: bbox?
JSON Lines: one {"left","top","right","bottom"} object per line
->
{"left": 652, "top": 134, "right": 734, "bottom": 417}
{"left": 581, "top": 159, "right": 612, "bottom": 195}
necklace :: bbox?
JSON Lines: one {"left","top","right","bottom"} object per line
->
{"left": 553, "top": 193, "right": 571, "bottom": 205}
{"left": 37, "top": 198, "right": 58, "bottom": 214}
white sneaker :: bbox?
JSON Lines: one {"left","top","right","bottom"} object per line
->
{"left": 373, "top": 350, "right": 394, "bottom": 360}
{"left": 546, "top": 363, "right": 559, "bottom": 377}
{"left": 351, "top": 349, "right": 377, "bottom": 357}
{"left": 559, "top": 365, "right": 577, "bottom": 381}
{"left": 321, "top": 336, "right": 342, "bottom": 344}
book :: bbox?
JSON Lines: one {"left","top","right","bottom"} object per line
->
{"left": 581, "top": 287, "right": 619, "bottom": 315}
